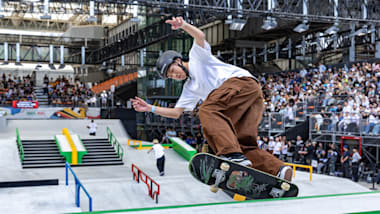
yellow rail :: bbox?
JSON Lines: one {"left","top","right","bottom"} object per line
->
{"left": 62, "top": 128, "right": 78, "bottom": 165}
{"left": 284, "top": 162, "right": 313, "bottom": 181}
{"left": 128, "top": 139, "right": 142, "bottom": 150}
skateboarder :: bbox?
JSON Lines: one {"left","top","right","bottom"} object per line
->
{"left": 131, "top": 17, "right": 292, "bottom": 181}
{"left": 148, "top": 139, "right": 165, "bottom": 176}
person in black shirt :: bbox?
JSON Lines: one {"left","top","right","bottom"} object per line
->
{"left": 341, "top": 145, "right": 351, "bottom": 178}
{"left": 305, "top": 141, "right": 315, "bottom": 166}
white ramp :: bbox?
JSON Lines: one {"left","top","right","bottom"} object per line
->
{"left": 0, "top": 185, "right": 81, "bottom": 214}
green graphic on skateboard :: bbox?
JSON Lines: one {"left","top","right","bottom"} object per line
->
{"left": 189, "top": 153, "right": 299, "bottom": 200}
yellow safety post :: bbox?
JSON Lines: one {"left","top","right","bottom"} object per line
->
{"left": 128, "top": 139, "right": 143, "bottom": 150}
{"left": 284, "top": 163, "right": 313, "bottom": 181}
{"left": 62, "top": 128, "right": 78, "bottom": 165}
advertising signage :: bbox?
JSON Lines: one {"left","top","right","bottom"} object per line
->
{"left": 12, "top": 100, "right": 39, "bottom": 109}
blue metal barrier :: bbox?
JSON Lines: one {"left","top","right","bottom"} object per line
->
{"left": 65, "top": 162, "right": 93, "bottom": 212}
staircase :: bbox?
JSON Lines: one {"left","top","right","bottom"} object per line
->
{"left": 34, "top": 87, "right": 49, "bottom": 106}
{"left": 21, "top": 138, "right": 123, "bottom": 168}
{"left": 81, "top": 139, "right": 123, "bottom": 166}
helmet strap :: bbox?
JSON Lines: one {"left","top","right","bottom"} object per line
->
{"left": 178, "top": 59, "right": 190, "bottom": 80}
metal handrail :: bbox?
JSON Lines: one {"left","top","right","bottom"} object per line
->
{"left": 16, "top": 128, "right": 24, "bottom": 162}
{"left": 106, "top": 127, "right": 124, "bottom": 159}
{"left": 65, "top": 162, "right": 93, "bottom": 212}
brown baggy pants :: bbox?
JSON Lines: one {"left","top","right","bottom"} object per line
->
{"left": 198, "top": 77, "right": 283, "bottom": 176}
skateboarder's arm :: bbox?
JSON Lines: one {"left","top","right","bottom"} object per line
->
{"left": 151, "top": 106, "right": 185, "bottom": 119}
{"left": 131, "top": 97, "right": 184, "bottom": 119}
{"left": 166, "top": 17, "right": 205, "bottom": 48}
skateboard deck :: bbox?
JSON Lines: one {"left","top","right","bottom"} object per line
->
{"left": 189, "top": 153, "right": 299, "bottom": 200}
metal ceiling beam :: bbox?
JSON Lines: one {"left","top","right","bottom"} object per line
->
{"left": 1, "top": 0, "right": 380, "bottom": 23}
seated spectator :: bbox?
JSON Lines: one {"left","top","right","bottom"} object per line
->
{"left": 186, "top": 135, "right": 197, "bottom": 148}
{"left": 317, "top": 150, "right": 328, "bottom": 174}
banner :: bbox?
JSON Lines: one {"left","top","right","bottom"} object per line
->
{"left": 2, "top": 107, "right": 100, "bottom": 119}
{"left": 12, "top": 100, "right": 39, "bottom": 109}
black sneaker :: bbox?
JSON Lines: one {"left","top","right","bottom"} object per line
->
{"left": 219, "top": 153, "right": 252, "bottom": 167}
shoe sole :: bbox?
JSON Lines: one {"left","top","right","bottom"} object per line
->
{"left": 283, "top": 168, "right": 293, "bottom": 182}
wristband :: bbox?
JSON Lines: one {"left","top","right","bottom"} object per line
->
{"left": 151, "top": 105, "right": 155, "bottom": 113}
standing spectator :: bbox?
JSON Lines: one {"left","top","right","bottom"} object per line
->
{"left": 87, "top": 120, "right": 97, "bottom": 136}
{"left": 317, "top": 150, "right": 328, "bottom": 174}
{"left": 257, "top": 136, "right": 264, "bottom": 149}
{"left": 328, "top": 143, "right": 338, "bottom": 176}
{"left": 273, "top": 137, "right": 282, "bottom": 159}
{"left": 148, "top": 139, "right": 165, "bottom": 176}
{"left": 341, "top": 145, "right": 351, "bottom": 178}
{"left": 351, "top": 148, "right": 361, "bottom": 182}
{"left": 281, "top": 140, "right": 288, "bottom": 162}
{"left": 268, "top": 136, "right": 275, "bottom": 154}
{"left": 305, "top": 141, "right": 315, "bottom": 166}
{"left": 261, "top": 136, "right": 269, "bottom": 151}
{"left": 161, "top": 127, "right": 177, "bottom": 144}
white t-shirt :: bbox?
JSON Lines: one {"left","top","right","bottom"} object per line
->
{"left": 175, "top": 41, "right": 255, "bottom": 111}
{"left": 273, "top": 142, "right": 282, "bottom": 155}
{"left": 268, "top": 140, "right": 275, "bottom": 150}
{"left": 152, "top": 144, "right": 165, "bottom": 159}
{"left": 88, "top": 122, "right": 97, "bottom": 133}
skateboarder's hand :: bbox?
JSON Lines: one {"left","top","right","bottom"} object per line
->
{"left": 165, "top": 17, "right": 185, "bottom": 30}
{"left": 130, "top": 97, "right": 150, "bottom": 112}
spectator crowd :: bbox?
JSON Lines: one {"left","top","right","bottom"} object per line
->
{"left": 257, "top": 61, "right": 380, "bottom": 135}
{"left": 0, "top": 73, "right": 35, "bottom": 105}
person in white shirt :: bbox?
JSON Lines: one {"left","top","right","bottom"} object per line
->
{"left": 148, "top": 139, "right": 165, "bottom": 176}
{"left": 130, "top": 17, "right": 292, "bottom": 181}
{"left": 273, "top": 137, "right": 282, "bottom": 159}
{"left": 87, "top": 120, "right": 97, "bottom": 136}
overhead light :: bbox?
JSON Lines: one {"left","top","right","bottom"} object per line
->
{"left": 86, "top": 1, "right": 97, "bottom": 22}
{"left": 354, "top": 25, "right": 368, "bottom": 36}
{"left": 0, "top": 0, "right": 4, "bottom": 18}
{"left": 40, "top": 0, "right": 51, "bottom": 20}
{"left": 261, "top": 17, "right": 277, "bottom": 31}
{"left": 40, "top": 14, "right": 51, "bottom": 19}
{"left": 229, "top": 19, "right": 247, "bottom": 31}
{"left": 130, "top": 17, "right": 139, "bottom": 22}
{"left": 325, "top": 22, "right": 339, "bottom": 35}
{"left": 293, "top": 20, "right": 309, "bottom": 33}
{"left": 87, "top": 16, "right": 97, "bottom": 22}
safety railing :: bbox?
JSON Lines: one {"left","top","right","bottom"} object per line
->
{"left": 295, "top": 102, "right": 306, "bottom": 121}
{"left": 127, "top": 139, "right": 143, "bottom": 149}
{"left": 269, "top": 112, "right": 285, "bottom": 132}
{"left": 65, "top": 162, "right": 93, "bottom": 212}
{"left": 106, "top": 127, "right": 124, "bottom": 159}
{"left": 131, "top": 163, "right": 160, "bottom": 203}
{"left": 16, "top": 128, "right": 24, "bottom": 162}
{"left": 310, "top": 112, "right": 379, "bottom": 136}
{"left": 284, "top": 162, "right": 313, "bottom": 181}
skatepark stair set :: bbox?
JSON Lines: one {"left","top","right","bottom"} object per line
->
{"left": 18, "top": 129, "right": 123, "bottom": 168}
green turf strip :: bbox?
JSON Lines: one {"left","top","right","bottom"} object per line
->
{"left": 68, "top": 190, "right": 380, "bottom": 214}
{"left": 347, "top": 211, "right": 380, "bottom": 214}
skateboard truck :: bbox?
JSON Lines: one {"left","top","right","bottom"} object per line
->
{"left": 210, "top": 162, "right": 230, "bottom": 193}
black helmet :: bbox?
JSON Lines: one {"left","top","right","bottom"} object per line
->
{"left": 156, "top": 50, "right": 182, "bottom": 79}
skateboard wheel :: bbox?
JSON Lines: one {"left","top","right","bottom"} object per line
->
{"left": 220, "top": 162, "right": 230, "bottom": 171}
{"left": 281, "top": 182, "right": 290, "bottom": 191}
{"left": 210, "top": 185, "right": 219, "bottom": 193}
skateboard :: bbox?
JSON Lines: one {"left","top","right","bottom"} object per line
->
{"left": 189, "top": 153, "right": 299, "bottom": 200}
